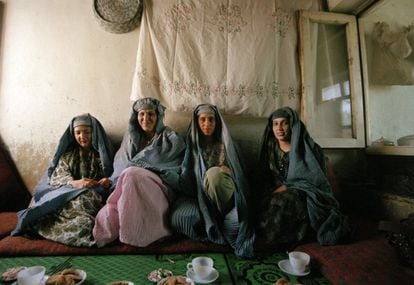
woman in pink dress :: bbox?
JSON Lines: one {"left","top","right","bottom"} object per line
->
{"left": 93, "top": 98, "right": 185, "bottom": 247}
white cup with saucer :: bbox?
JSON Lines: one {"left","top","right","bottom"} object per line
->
{"left": 16, "top": 266, "right": 46, "bottom": 285}
{"left": 288, "top": 251, "right": 310, "bottom": 273}
{"left": 186, "top": 256, "right": 214, "bottom": 280}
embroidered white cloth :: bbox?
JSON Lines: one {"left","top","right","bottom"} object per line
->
{"left": 130, "top": 0, "right": 320, "bottom": 116}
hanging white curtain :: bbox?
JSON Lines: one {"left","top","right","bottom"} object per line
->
{"left": 130, "top": 0, "right": 321, "bottom": 116}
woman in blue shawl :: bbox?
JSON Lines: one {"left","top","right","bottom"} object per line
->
{"left": 93, "top": 98, "right": 186, "bottom": 247}
{"left": 12, "top": 113, "right": 115, "bottom": 247}
{"left": 170, "top": 104, "right": 255, "bottom": 258}
{"left": 256, "top": 107, "right": 350, "bottom": 246}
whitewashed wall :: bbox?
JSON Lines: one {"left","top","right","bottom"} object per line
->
{"left": 0, "top": 0, "right": 140, "bottom": 190}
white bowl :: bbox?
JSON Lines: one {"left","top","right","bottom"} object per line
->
{"left": 397, "top": 135, "right": 414, "bottom": 146}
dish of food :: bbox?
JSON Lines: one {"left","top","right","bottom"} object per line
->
{"left": 148, "top": 268, "right": 173, "bottom": 283}
{"left": 1, "top": 267, "right": 26, "bottom": 282}
{"left": 45, "top": 269, "right": 87, "bottom": 285}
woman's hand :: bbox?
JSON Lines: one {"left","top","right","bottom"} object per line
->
{"left": 98, "top": 177, "right": 112, "bottom": 188}
{"left": 68, "top": 178, "right": 98, "bottom": 189}
{"left": 220, "top": 165, "right": 232, "bottom": 176}
{"left": 273, "top": 184, "right": 287, "bottom": 193}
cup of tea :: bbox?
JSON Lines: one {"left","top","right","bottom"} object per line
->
{"left": 16, "top": 266, "right": 45, "bottom": 285}
{"left": 288, "top": 251, "right": 310, "bottom": 273}
{"left": 186, "top": 256, "right": 214, "bottom": 279}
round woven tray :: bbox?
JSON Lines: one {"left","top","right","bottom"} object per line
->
{"left": 93, "top": 0, "right": 143, "bottom": 34}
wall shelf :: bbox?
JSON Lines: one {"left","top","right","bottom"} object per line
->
{"left": 366, "top": 146, "right": 414, "bottom": 156}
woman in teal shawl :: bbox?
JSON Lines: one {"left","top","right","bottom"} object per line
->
{"left": 12, "top": 113, "right": 115, "bottom": 247}
{"left": 256, "top": 107, "right": 350, "bottom": 246}
{"left": 170, "top": 104, "right": 255, "bottom": 258}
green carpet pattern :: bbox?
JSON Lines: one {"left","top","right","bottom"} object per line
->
{"left": 226, "top": 253, "right": 331, "bottom": 285}
{"left": 0, "top": 253, "right": 331, "bottom": 284}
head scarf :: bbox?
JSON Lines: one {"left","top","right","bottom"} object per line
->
{"left": 128, "top": 97, "right": 166, "bottom": 155}
{"left": 196, "top": 105, "right": 215, "bottom": 116}
{"left": 180, "top": 103, "right": 255, "bottom": 257}
{"left": 258, "top": 107, "right": 350, "bottom": 245}
{"left": 48, "top": 113, "right": 115, "bottom": 178}
{"left": 72, "top": 114, "right": 92, "bottom": 128}
{"left": 271, "top": 108, "right": 290, "bottom": 121}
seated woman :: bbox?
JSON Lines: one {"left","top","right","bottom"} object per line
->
{"left": 12, "top": 113, "right": 115, "bottom": 247}
{"left": 93, "top": 97, "right": 186, "bottom": 247}
{"left": 255, "top": 107, "right": 350, "bottom": 247}
{"left": 170, "top": 104, "right": 255, "bottom": 258}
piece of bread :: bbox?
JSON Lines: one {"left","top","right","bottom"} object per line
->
{"left": 160, "top": 275, "right": 191, "bottom": 285}
{"left": 46, "top": 274, "right": 75, "bottom": 285}
{"left": 46, "top": 268, "right": 81, "bottom": 285}
{"left": 1, "top": 267, "right": 25, "bottom": 282}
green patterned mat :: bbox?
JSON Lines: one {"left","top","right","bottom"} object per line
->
{"left": 0, "top": 253, "right": 331, "bottom": 284}
{"left": 226, "top": 253, "right": 331, "bottom": 285}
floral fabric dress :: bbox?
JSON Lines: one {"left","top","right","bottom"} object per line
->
{"left": 256, "top": 148, "right": 310, "bottom": 245}
{"left": 31, "top": 147, "right": 104, "bottom": 247}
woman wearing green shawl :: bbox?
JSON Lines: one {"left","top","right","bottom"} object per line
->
{"left": 171, "top": 104, "right": 255, "bottom": 258}
{"left": 256, "top": 107, "right": 350, "bottom": 247}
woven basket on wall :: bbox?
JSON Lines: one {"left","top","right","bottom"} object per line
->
{"left": 93, "top": 0, "right": 144, "bottom": 34}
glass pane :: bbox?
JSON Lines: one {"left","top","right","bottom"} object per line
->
{"left": 310, "top": 22, "right": 352, "bottom": 139}
{"left": 359, "top": 0, "right": 414, "bottom": 147}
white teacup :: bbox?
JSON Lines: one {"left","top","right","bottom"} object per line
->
{"left": 187, "top": 256, "right": 214, "bottom": 279}
{"left": 288, "top": 251, "right": 310, "bottom": 273}
{"left": 17, "top": 266, "right": 45, "bottom": 285}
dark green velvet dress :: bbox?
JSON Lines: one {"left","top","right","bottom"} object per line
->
{"left": 256, "top": 148, "right": 310, "bottom": 245}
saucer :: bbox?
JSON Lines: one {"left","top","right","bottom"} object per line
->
{"left": 186, "top": 268, "right": 219, "bottom": 284}
{"left": 12, "top": 275, "right": 49, "bottom": 285}
{"left": 278, "top": 259, "right": 310, "bottom": 276}
{"left": 74, "top": 269, "right": 87, "bottom": 285}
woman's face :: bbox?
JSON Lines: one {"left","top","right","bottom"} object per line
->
{"left": 137, "top": 109, "right": 158, "bottom": 133}
{"left": 74, "top": 125, "right": 92, "bottom": 149}
{"left": 272, "top": 117, "right": 291, "bottom": 142}
{"left": 198, "top": 112, "right": 216, "bottom": 137}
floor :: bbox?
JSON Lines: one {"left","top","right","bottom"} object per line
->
{"left": 0, "top": 253, "right": 330, "bottom": 284}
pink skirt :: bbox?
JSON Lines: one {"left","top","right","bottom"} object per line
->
{"left": 93, "top": 167, "right": 171, "bottom": 247}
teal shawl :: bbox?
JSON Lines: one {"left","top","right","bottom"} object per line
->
{"left": 258, "top": 107, "right": 350, "bottom": 245}
{"left": 178, "top": 104, "right": 256, "bottom": 258}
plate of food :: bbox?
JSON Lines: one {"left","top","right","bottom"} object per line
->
{"left": 1, "top": 267, "right": 26, "bottom": 283}
{"left": 45, "top": 269, "right": 87, "bottom": 285}
{"left": 148, "top": 268, "right": 173, "bottom": 283}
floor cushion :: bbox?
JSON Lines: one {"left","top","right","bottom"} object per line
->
{"left": 0, "top": 212, "right": 17, "bottom": 239}
{"left": 0, "top": 234, "right": 231, "bottom": 256}
{"left": 296, "top": 236, "right": 414, "bottom": 285}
